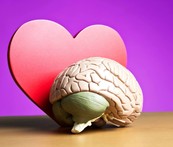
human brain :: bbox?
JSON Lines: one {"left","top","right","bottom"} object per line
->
{"left": 49, "top": 57, "right": 143, "bottom": 127}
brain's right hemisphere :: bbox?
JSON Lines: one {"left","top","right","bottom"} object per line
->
{"left": 50, "top": 57, "right": 143, "bottom": 127}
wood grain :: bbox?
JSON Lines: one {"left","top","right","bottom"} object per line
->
{"left": 0, "top": 112, "right": 173, "bottom": 147}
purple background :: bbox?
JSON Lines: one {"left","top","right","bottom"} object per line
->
{"left": 0, "top": 0, "right": 173, "bottom": 116}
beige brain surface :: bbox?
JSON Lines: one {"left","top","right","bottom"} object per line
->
{"left": 50, "top": 57, "right": 143, "bottom": 127}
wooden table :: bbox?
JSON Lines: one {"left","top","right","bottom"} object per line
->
{"left": 0, "top": 112, "right": 173, "bottom": 147}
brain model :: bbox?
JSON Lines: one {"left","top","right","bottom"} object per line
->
{"left": 49, "top": 57, "right": 143, "bottom": 133}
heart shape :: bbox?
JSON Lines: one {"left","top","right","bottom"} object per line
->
{"left": 8, "top": 20, "right": 127, "bottom": 120}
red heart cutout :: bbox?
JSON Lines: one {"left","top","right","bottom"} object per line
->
{"left": 8, "top": 20, "right": 127, "bottom": 119}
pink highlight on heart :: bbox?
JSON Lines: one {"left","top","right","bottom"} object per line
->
{"left": 8, "top": 20, "right": 127, "bottom": 119}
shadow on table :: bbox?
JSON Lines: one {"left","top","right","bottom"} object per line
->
{"left": 0, "top": 116, "right": 63, "bottom": 133}
{"left": 0, "top": 116, "right": 121, "bottom": 134}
